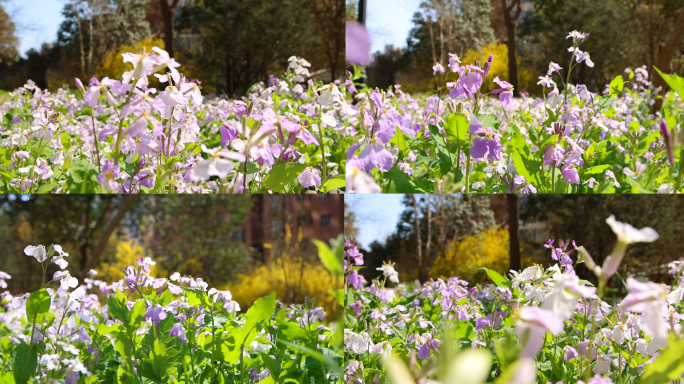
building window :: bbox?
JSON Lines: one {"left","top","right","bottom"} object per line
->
{"left": 319, "top": 194, "right": 330, "bottom": 200}
{"left": 271, "top": 219, "right": 283, "bottom": 236}
{"left": 232, "top": 228, "right": 245, "bottom": 241}
{"left": 299, "top": 213, "right": 307, "bottom": 227}
{"left": 321, "top": 214, "right": 332, "bottom": 227}
{"left": 297, "top": 195, "right": 306, "bottom": 203}
{"left": 268, "top": 196, "right": 282, "bottom": 212}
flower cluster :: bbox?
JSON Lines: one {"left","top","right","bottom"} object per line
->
{"left": 344, "top": 215, "right": 684, "bottom": 384}
{"left": 345, "top": 30, "right": 684, "bottom": 194}
{"left": 0, "top": 48, "right": 349, "bottom": 194}
{"left": 0, "top": 243, "right": 342, "bottom": 383}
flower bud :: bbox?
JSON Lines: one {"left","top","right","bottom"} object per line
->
{"left": 483, "top": 55, "right": 494, "bottom": 77}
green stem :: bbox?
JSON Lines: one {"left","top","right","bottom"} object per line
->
{"left": 675, "top": 148, "right": 684, "bottom": 192}
{"left": 113, "top": 77, "right": 139, "bottom": 160}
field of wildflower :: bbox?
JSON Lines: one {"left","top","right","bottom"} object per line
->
{"left": 0, "top": 239, "right": 344, "bottom": 383}
{"left": 344, "top": 216, "right": 684, "bottom": 384}
{"left": 345, "top": 31, "right": 684, "bottom": 194}
{"left": 0, "top": 47, "right": 348, "bottom": 194}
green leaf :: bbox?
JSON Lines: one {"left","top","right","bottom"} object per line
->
{"left": 126, "top": 300, "right": 146, "bottom": 330}
{"left": 389, "top": 127, "right": 406, "bottom": 151}
{"left": 445, "top": 113, "right": 468, "bottom": 144}
{"left": 150, "top": 340, "right": 168, "bottom": 380}
{"left": 12, "top": 342, "right": 37, "bottom": 384}
{"left": 0, "top": 371, "right": 15, "bottom": 384}
{"left": 66, "top": 157, "right": 100, "bottom": 193}
{"left": 312, "top": 240, "right": 342, "bottom": 280}
{"left": 583, "top": 164, "right": 610, "bottom": 175}
{"left": 242, "top": 293, "right": 277, "bottom": 346}
{"left": 385, "top": 166, "right": 428, "bottom": 193}
{"left": 609, "top": 75, "right": 624, "bottom": 97}
{"left": 262, "top": 163, "right": 307, "bottom": 192}
{"left": 654, "top": 66, "right": 684, "bottom": 101}
{"left": 319, "top": 174, "right": 345, "bottom": 193}
{"left": 107, "top": 290, "right": 129, "bottom": 324}
{"left": 641, "top": 335, "right": 684, "bottom": 384}
{"left": 481, "top": 268, "right": 510, "bottom": 287}
{"left": 477, "top": 114, "right": 498, "bottom": 129}
{"left": 183, "top": 289, "right": 212, "bottom": 309}
{"left": 25, "top": 289, "right": 51, "bottom": 324}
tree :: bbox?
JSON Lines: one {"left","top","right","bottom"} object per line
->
{"left": 652, "top": 2, "right": 684, "bottom": 111}
{"left": 308, "top": 0, "right": 345, "bottom": 80}
{"left": 0, "top": 2, "right": 18, "bottom": 63}
{"left": 500, "top": 0, "right": 521, "bottom": 95}
{"left": 159, "top": 0, "right": 180, "bottom": 58}
{"left": 176, "top": 0, "right": 325, "bottom": 95}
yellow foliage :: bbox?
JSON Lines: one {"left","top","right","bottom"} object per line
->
{"left": 461, "top": 43, "right": 538, "bottom": 95}
{"left": 223, "top": 225, "right": 342, "bottom": 320}
{"left": 97, "top": 236, "right": 165, "bottom": 283}
{"left": 96, "top": 37, "right": 165, "bottom": 83}
{"left": 429, "top": 228, "right": 525, "bottom": 284}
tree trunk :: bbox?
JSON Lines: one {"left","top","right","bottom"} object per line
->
{"left": 653, "top": 5, "right": 684, "bottom": 112}
{"left": 160, "top": 0, "right": 179, "bottom": 58}
{"left": 75, "top": 1, "right": 86, "bottom": 79}
{"left": 501, "top": 0, "right": 521, "bottom": 95}
{"left": 79, "top": 196, "right": 139, "bottom": 278}
{"left": 507, "top": 194, "right": 521, "bottom": 272}
{"left": 409, "top": 194, "right": 424, "bottom": 282}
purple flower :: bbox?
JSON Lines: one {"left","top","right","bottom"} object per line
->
{"left": 357, "top": 140, "right": 394, "bottom": 172}
{"left": 346, "top": 22, "right": 371, "bottom": 66}
{"left": 516, "top": 306, "right": 563, "bottom": 358}
{"left": 543, "top": 144, "right": 564, "bottom": 167}
{"left": 220, "top": 124, "right": 239, "bottom": 145}
{"left": 492, "top": 77, "right": 513, "bottom": 108}
{"left": 470, "top": 127, "right": 503, "bottom": 161}
{"left": 660, "top": 119, "right": 674, "bottom": 166}
{"left": 349, "top": 300, "right": 363, "bottom": 316}
{"left": 169, "top": 323, "right": 188, "bottom": 344}
{"left": 561, "top": 164, "right": 580, "bottom": 184}
{"left": 432, "top": 63, "right": 445, "bottom": 75}
{"left": 564, "top": 346, "right": 578, "bottom": 361}
{"left": 144, "top": 304, "right": 168, "bottom": 325}
{"left": 97, "top": 160, "right": 121, "bottom": 191}
{"left": 463, "top": 72, "right": 483, "bottom": 94}
{"left": 298, "top": 166, "right": 322, "bottom": 189}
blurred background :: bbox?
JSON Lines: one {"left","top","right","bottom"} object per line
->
{"left": 346, "top": 0, "right": 684, "bottom": 95}
{"left": 346, "top": 194, "right": 684, "bottom": 293}
{"left": 0, "top": 194, "right": 344, "bottom": 318}
{"left": 0, "top": 0, "right": 344, "bottom": 94}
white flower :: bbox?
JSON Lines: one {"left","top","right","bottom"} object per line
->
{"left": 346, "top": 166, "right": 381, "bottom": 193}
{"left": 24, "top": 245, "right": 48, "bottom": 262}
{"left": 51, "top": 244, "right": 69, "bottom": 269}
{"left": 605, "top": 215, "right": 659, "bottom": 244}
{"left": 344, "top": 330, "right": 371, "bottom": 354}
{"left": 376, "top": 264, "right": 399, "bottom": 283}
{"left": 53, "top": 271, "right": 78, "bottom": 290}
{"left": 316, "top": 84, "right": 343, "bottom": 106}
{"left": 593, "top": 353, "right": 612, "bottom": 374}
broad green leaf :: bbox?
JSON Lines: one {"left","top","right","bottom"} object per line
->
{"left": 25, "top": 289, "right": 51, "bottom": 324}
{"left": 242, "top": 293, "right": 277, "bottom": 346}
{"left": 481, "top": 268, "right": 510, "bottom": 287}
{"left": 126, "top": 300, "right": 146, "bottom": 330}
{"left": 150, "top": 340, "right": 168, "bottom": 380}
{"left": 389, "top": 127, "right": 407, "bottom": 151}
{"left": 262, "top": 163, "right": 307, "bottom": 192}
{"left": 583, "top": 164, "right": 610, "bottom": 175}
{"left": 641, "top": 335, "right": 684, "bottom": 384}
{"left": 477, "top": 114, "right": 498, "bottom": 129}
{"left": 319, "top": 174, "right": 345, "bottom": 193}
{"left": 609, "top": 75, "right": 624, "bottom": 97}
{"left": 654, "top": 66, "right": 684, "bottom": 101}
{"left": 385, "top": 166, "right": 429, "bottom": 193}
{"left": 12, "top": 342, "right": 37, "bottom": 384}
{"left": 183, "top": 288, "right": 212, "bottom": 309}
{"left": 445, "top": 113, "right": 468, "bottom": 143}
{"left": 107, "top": 290, "right": 129, "bottom": 324}
{"left": 312, "top": 240, "right": 342, "bottom": 280}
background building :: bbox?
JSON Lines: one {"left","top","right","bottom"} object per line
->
{"left": 232, "top": 194, "right": 344, "bottom": 261}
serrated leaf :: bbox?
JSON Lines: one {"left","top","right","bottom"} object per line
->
{"left": 445, "top": 113, "right": 468, "bottom": 144}
{"left": 609, "top": 75, "right": 624, "bottom": 97}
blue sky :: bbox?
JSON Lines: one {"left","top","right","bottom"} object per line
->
{"left": 366, "top": 0, "right": 421, "bottom": 54}
{"left": 346, "top": 194, "right": 407, "bottom": 250}
{"left": 6, "top": 0, "right": 65, "bottom": 57}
